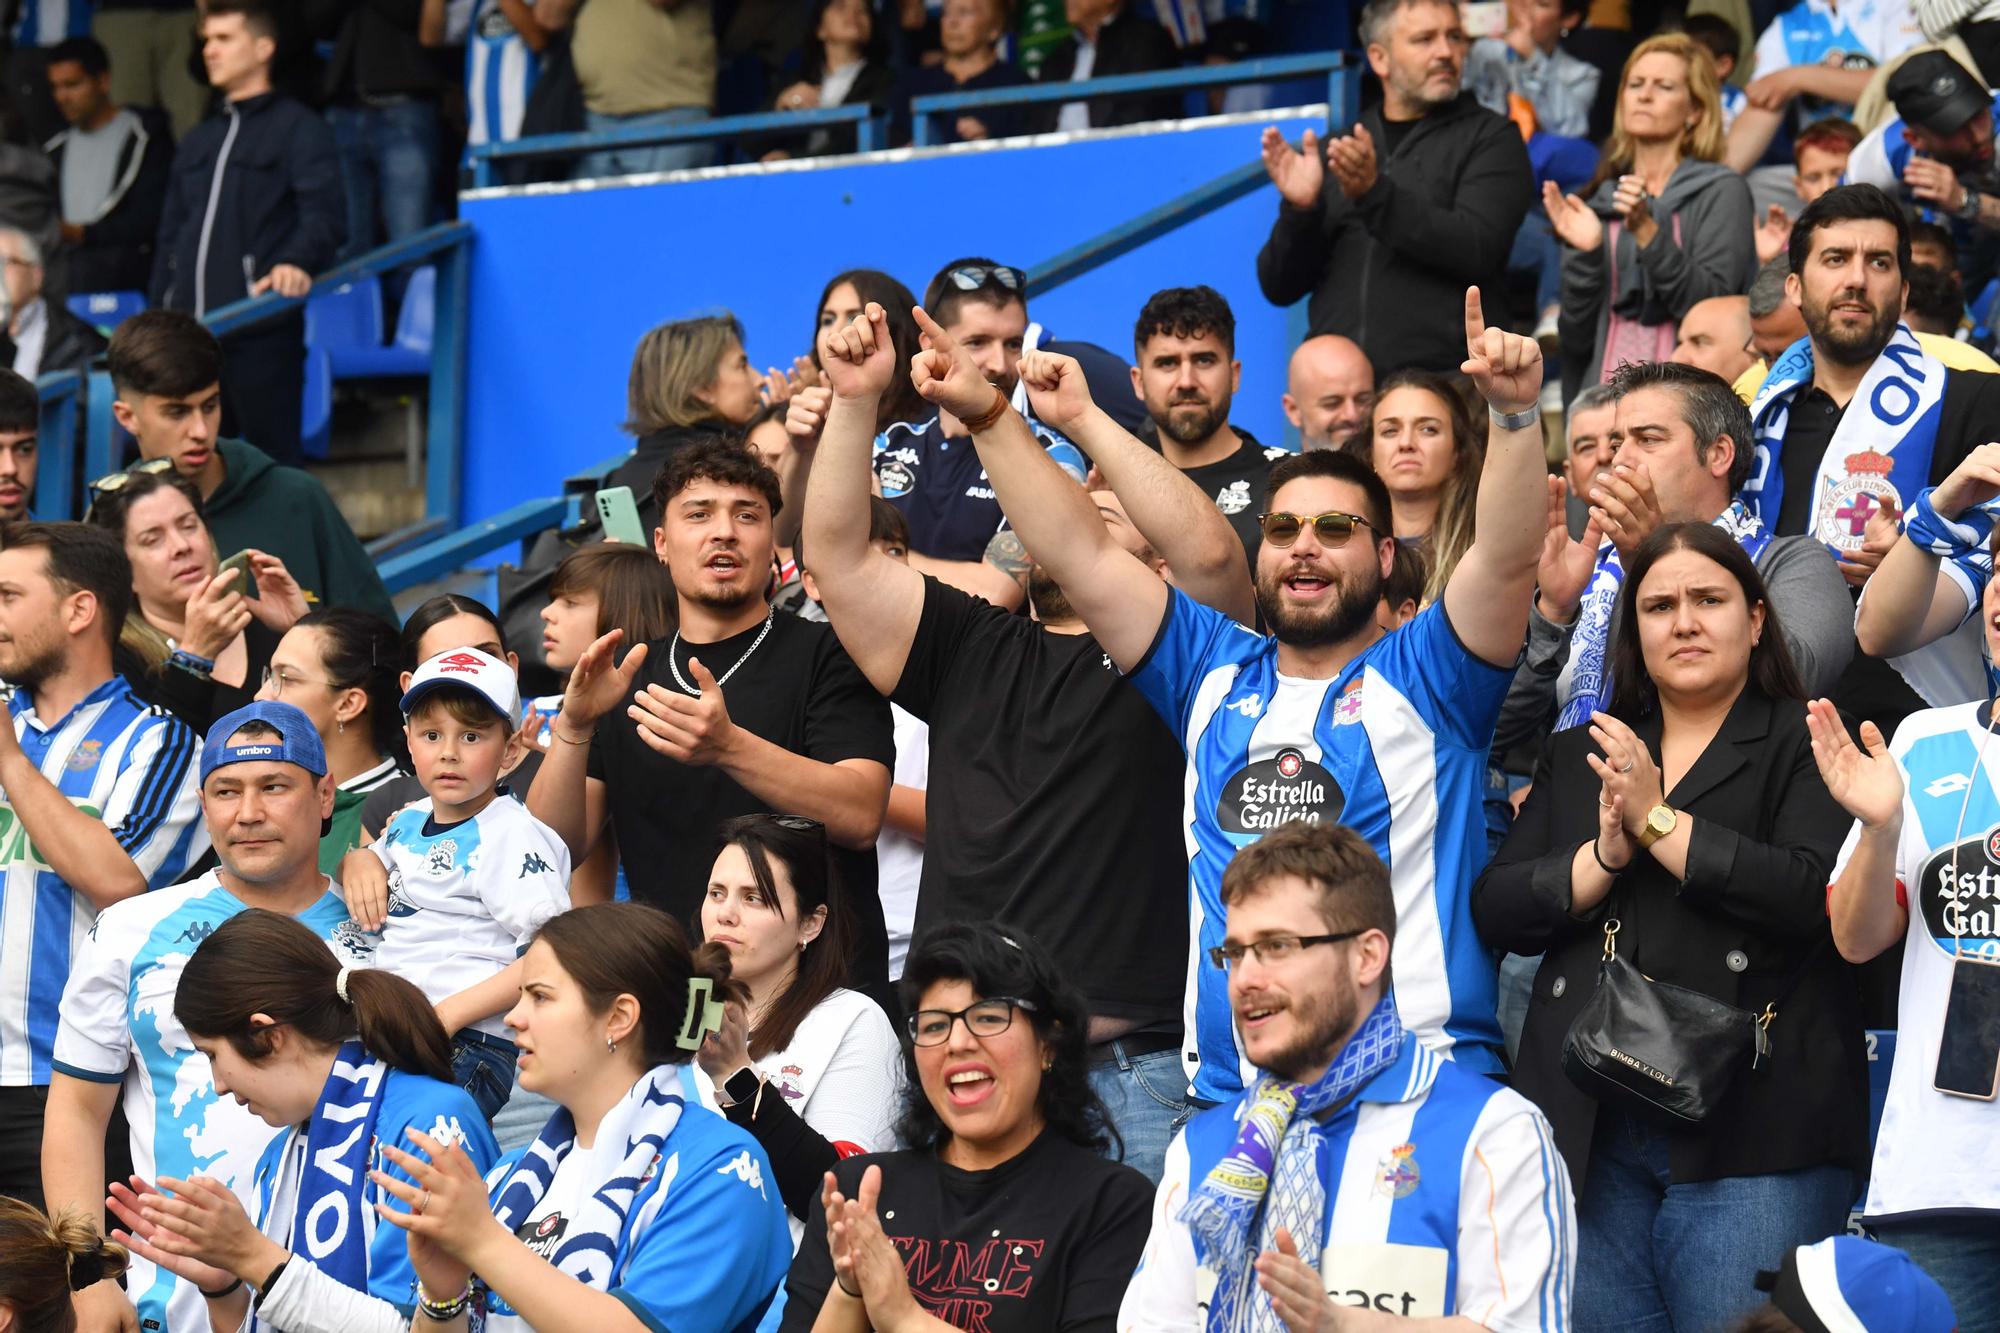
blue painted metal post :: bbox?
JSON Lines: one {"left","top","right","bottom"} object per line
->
{"left": 426, "top": 234, "right": 472, "bottom": 529}
{"left": 472, "top": 153, "right": 496, "bottom": 190}
{"left": 33, "top": 373, "right": 78, "bottom": 520}
{"left": 83, "top": 368, "right": 119, "bottom": 494}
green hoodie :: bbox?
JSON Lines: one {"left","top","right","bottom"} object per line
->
{"left": 203, "top": 439, "right": 398, "bottom": 624}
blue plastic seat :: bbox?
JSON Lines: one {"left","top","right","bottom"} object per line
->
{"left": 321, "top": 267, "right": 432, "bottom": 378}
{"left": 66, "top": 290, "right": 147, "bottom": 334}
{"left": 300, "top": 347, "right": 332, "bottom": 460}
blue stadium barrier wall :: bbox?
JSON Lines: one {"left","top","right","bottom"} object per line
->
{"left": 458, "top": 110, "right": 1324, "bottom": 530}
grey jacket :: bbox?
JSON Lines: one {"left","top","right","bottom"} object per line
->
{"left": 1494, "top": 532, "right": 1855, "bottom": 761}
{"left": 1557, "top": 158, "right": 1756, "bottom": 402}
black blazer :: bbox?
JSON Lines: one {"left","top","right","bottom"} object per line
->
{"left": 1471, "top": 689, "right": 1868, "bottom": 1188}
{"left": 1028, "top": 6, "right": 1181, "bottom": 133}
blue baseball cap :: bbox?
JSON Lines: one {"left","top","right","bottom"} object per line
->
{"left": 200, "top": 701, "right": 328, "bottom": 785}
{"left": 1756, "top": 1236, "right": 1956, "bottom": 1332}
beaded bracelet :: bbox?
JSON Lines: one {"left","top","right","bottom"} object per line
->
{"left": 168, "top": 647, "right": 216, "bottom": 676}
{"left": 416, "top": 1281, "right": 473, "bottom": 1322}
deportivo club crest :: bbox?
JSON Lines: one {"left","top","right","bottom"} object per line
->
{"left": 1375, "top": 1143, "right": 1421, "bottom": 1199}
{"left": 1815, "top": 448, "right": 1898, "bottom": 553}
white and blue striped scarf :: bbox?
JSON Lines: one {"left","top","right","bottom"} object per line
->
{"left": 271, "top": 1043, "right": 388, "bottom": 1308}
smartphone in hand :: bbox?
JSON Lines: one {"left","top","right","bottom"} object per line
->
{"left": 596, "top": 487, "right": 647, "bottom": 546}
{"left": 217, "top": 550, "right": 261, "bottom": 601}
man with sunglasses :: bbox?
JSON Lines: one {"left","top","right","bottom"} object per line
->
{"left": 871, "top": 258, "right": 1086, "bottom": 605}
{"left": 1119, "top": 821, "right": 1574, "bottom": 1330}
{"left": 917, "top": 285, "right": 1548, "bottom": 1107}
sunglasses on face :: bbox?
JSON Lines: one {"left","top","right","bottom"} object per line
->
{"left": 944, "top": 264, "right": 1026, "bottom": 293}
{"left": 1257, "top": 510, "right": 1377, "bottom": 548}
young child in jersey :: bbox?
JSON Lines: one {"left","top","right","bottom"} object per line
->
{"left": 339, "top": 647, "right": 571, "bottom": 1121}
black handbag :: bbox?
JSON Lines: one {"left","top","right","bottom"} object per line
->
{"left": 1560, "top": 918, "right": 1822, "bottom": 1125}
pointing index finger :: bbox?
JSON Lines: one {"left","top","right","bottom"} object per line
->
{"left": 911, "top": 305, "right": 953, "bottom": 352}
{"left": 1464, "top": 287, "right": 1486, "bottom": 360}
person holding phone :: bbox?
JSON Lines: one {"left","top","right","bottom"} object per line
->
{"left": 1807, "top": 516, "right": 2000, "bottom": 1320}
{"left": 86, "top": 462, "right": 310, "bottom": 732}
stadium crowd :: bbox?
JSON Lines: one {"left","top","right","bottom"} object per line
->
{"left": 0, "top": 0, "right": 1998, "bottom": 1328}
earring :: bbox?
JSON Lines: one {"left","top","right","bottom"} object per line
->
{"left": 606, "top": 1037, "right": 617, "bottom": 1053}
{"left": 337, "top": 719, "right": 346, "bottom": 735}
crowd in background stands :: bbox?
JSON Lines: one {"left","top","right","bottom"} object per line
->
{"left": 0, "top": 0, "right": 1998, "bottom": 1329}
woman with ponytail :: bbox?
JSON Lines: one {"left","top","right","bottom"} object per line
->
{"left": 370, "top": 902, "right": 792, "bottom": 1333}
{"left": 102, "top": 910, "right": 500, "bottom": 1333}
{"left": 0, "top": 1198, "right": 129, "bottom": 1333}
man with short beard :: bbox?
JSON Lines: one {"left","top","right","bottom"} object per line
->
{"left": 802, "top": 301, "right": 1253, "bottom": 1181}
{"left": 1133, "top": 285, "right": 1288, "bottom": 566}
{"left": 926, "top": 285, "right": 1548, "bottom": 1107}
{"left": 1744, "top": 184, "right": 2000, "bottom": 731}
{"left": 1118, "top": 822, "right": 1573, "bottom": 1330}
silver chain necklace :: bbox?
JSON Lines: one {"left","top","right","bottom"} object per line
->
{"left": 668, "top": 611, "right": 775, "bottom": 696}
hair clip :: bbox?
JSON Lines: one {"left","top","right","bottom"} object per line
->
{"left": 675, "top": 976, "right": 725, "bottom": 1050}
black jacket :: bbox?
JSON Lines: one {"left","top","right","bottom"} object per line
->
{"left": 34, "top": 300, "right": 108, "bottom": 376}
{"left": 607, "top": 420, "right": 733, "bottom": 535}
{"left": 47, "top": 107, "right": 173, "bottom": 294}
{"left": 307, "top": 0, "right": 442, "bottom": 101}
{"left": 1028, "top": 6, "right": 1180, "bottom": 132}
{"left": 151, "top": 92, "right": 346, "bottom": 315}
{"left": 1471, "top": 691, "right": 1868, "bottom": 1188}
{"left": 1256, "top": 92, "right": 1534, "bottom": 376}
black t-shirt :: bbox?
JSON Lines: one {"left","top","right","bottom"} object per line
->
{"left": 1168, "top": 428, "right": 1284, "bottom": 566}
{"left": 587, "top": 614, "right": 895, "bottom": 991}
{"left": 893, "top": 580, "right": 1188, "bottom": 1027}
{"left": 1773, "top": 368, "right": 2000, "bottom": 732}
{"left": 780, "top": 1131, "right": 1154, "bottom": 1333}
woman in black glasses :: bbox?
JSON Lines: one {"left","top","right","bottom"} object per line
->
{"left": 86, "top": 464, "right": 307, "bottom": 732}
{"left": 779, "top": 921, "right": 1152, "bottom": 1333}
{"left": 694, "top": 814, "right": 901, "bottom": 1245}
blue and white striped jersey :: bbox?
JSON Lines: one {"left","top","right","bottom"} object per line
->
{"left": 11, "top": 0, "right": 90, "bottom": 47}
{"left": 52, "top": 873, "right": 378, "bottom": 1333}
{"left": 0, "top": 676, "right": 204, "bottom": 1086}
{"left": 1129, "top": 591, "right": 1510, "bottom": 1102}
{"left": 465, "top": 0, "right": 542, "bottom": 148}
{"left": 1845, "top": 98, "right": 2000, "bottom": 233}
{"left": 1119, "top": 1042, "right": 1574, "bottom": 1331}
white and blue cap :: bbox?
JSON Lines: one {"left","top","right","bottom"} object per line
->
{"left": 1756, "top": 1236, "right": 1957, "bottom": 1332}
{"left": 201, "top": 701, "right": 328, "bottom": 784}
{"left": 400, "top": 646, "right": 521, "bottom": 723}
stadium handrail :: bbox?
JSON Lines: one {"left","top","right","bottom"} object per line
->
{"left": 910, "top": 51, "right": 1355, "bottom": 147}
{"left": 467, "top": 105, "right": 885, "bottom": 188}
{"left": 33, "top": 370, "right": 83, "bottom": 522}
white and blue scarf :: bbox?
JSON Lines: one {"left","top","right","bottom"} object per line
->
{"left": 1745, "top": 325, "right": 1945, "bottom": 553}
{"left": 1180, "top": 997, "right": 1405, "bottom": 1333}
{"left": 1555, "top": 500, "right": 1770, "bottom": 730}
{"left": 268, "top": 1042, "right": 389, "bottom": 1303}
{"left": 488, "top": 1066, "right": 686, "bottom": 1288}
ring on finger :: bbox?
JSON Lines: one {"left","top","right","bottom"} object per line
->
{"left": 1620, "top": 761, "right": 1635, "bottom": 773}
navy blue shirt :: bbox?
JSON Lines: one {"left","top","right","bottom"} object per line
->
{"left": 873, "top": 413, "right": 1087, "bottom": 562}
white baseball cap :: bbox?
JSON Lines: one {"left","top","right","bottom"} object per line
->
{"left": 400, "top": 646, "right": 521, "bottom": 723}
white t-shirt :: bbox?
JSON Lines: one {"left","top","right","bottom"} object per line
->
{"left": 878, "top": 704, "right": 929, "bottom": 980}
{"left": 369, "top": 796, "right": 571, "bottom": 1037}
{"left": 746, "top": 988, "right": 901, "bottom": 1246}
{"left": 1831, "top": 700, "right": 2000, "bottom": 1220}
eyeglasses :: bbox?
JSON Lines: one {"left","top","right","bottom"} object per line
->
{"left": 944, "top": 264, "right": 1025, "bottom": 293}
{"left": 1207, "top": 930, "right": 1364, "bottom": 971}
{"left": 88, "top": 457, "right": 174, "bottom": 496}
{"left": 906, "top": 996, "right": 1037, "bottom": 1047}
{"left": 1258, "top": 511, "right": 1377, "bottom": 549}
{"left": 260, "top": 666, "right": 335, "bottom": 694}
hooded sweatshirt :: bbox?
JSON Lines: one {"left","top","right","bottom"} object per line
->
{"left": 1556, "top": 157, "right": 1756, "bottom": 402}
{"left": 203, "top": 439, "right": 398, "bottom": 625}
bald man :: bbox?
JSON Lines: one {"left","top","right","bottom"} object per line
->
{"left": 1670, "top": 295, "right": 1758, "bottom": 385}
{"left": 1280, "top": 335, "right": 1375, "bottom": 451}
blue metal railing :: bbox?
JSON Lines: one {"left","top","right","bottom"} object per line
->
{"left": 467, "top": 105, "right": 884, "bottom": 189}
{"left": 34, "top": 370, "right": 82, "bottom": 522}
{"left": 73, "top": 221, "right": 474, "bottom": 535}
{"left": 912, "top": 51, "right": 1355, "bottom": 147}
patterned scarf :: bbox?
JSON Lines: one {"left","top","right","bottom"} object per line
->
{"left": 488, "top": 1066, "right": 686, "bottom": 1287}
{"left": 1181, "top": 997, "right": 1406, "bottom": 1333}
{"left": 1555, "top": 499, "right": 1770, "bottom": 730}
{"left": 282, "top": 1043, "right": 388, "bottom": 1296}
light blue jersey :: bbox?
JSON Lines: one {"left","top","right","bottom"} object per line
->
{"left": 1120, "top": 1043, "right": 1574, "bottom": 1329}
{"left": 11, "top": 0, "right": 90, "bottom": 45}
{"left": 1129, "top": 591, "right": 1509, "bottom": 1102}
{"left": 52, "top": 874, "right": 377, "bottom": 1333}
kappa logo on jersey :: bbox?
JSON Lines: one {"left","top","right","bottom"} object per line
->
{"left": 65, "top": 739, "right": 103, "bottom": 773}
{"left": 426, "top": 1114, "right": 469, "bottom": 1150}
{"left": 425, "top": 839, "right": 459, "bottom": 876}
{"left": 1215, "top": 481, "right": 1252, "bottom": 515}
{"left": 518, "top": 1210, "right": 569, "bottom": 1258}
{"left": 718, "top": 1149, "right": 769, "bottom": 1197}
{"left": 1913, "top": 827, "right": 2000, "bottom": 957}
{"left": 437, "top": 652, "right": 486, "bottom": 675}
{"left": 1926, "top": 772, "right": 1975, "bottom": 799}
{"left": 520, "top": 851, "right": 553, "bottom": 877}
{"left": 877, "top": 459, "right": 916, "bottom": 499}
{"left": 1225, "top": 693, "right": 1263, "bottom": 717}
{"left": 173, "top": 919, "right": 216, "bottom": 947}
{"left": 1218, "top": 747, "right": 1345, "bottom": 835}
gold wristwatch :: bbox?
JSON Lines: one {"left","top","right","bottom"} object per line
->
{"left": 1636, "top": 803, "right": 1678, "bottom": 849}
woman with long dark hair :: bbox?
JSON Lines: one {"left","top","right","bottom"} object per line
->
{"left": 1472, "top": 522, "right": 1863, "bottom": 1330}
{"left": 780, "top": 921, "right": 1152, "bottom": 1332}
{"left": 103, "top": 909, "right": 500, "bottom": 1333}
{"left": 1347, "top": 370, "right": 1484, "bottom": 604}
{"left": 695, "top": 815, "right": 900, "bottom": 1240}
{"left": 255, "top": 608, "right": 406, "bottom": 873}
{"left": 766, "top": 0, "right": 895, "bottom": 158}
{"left": 366, "top": 903, "right": 793, "bottom": 1332}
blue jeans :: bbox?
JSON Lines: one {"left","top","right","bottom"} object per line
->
{"left": 1088, "top": 1041, "right": 1189, "bottom": 1186}
{"left": 1869, "top": 1218, "right": 2000, "bottom": 1331}
{"left": 575, "top": 107, "right": 715, "bottom": 180}
{"left": 450, "top": 1030, "right": 518, "bottom": 1123}
{"left": 490, "top": 1082, "right": 561, "bottom": 1154}
{"left": 326, "top": 100, "right": 439, "bottom": 263}
{"left": 1574, "top": 1109, "right": 1854, "bottom": 1332}
{"left": 1509, "top": 216, "right": 1563, "bottom": 315}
